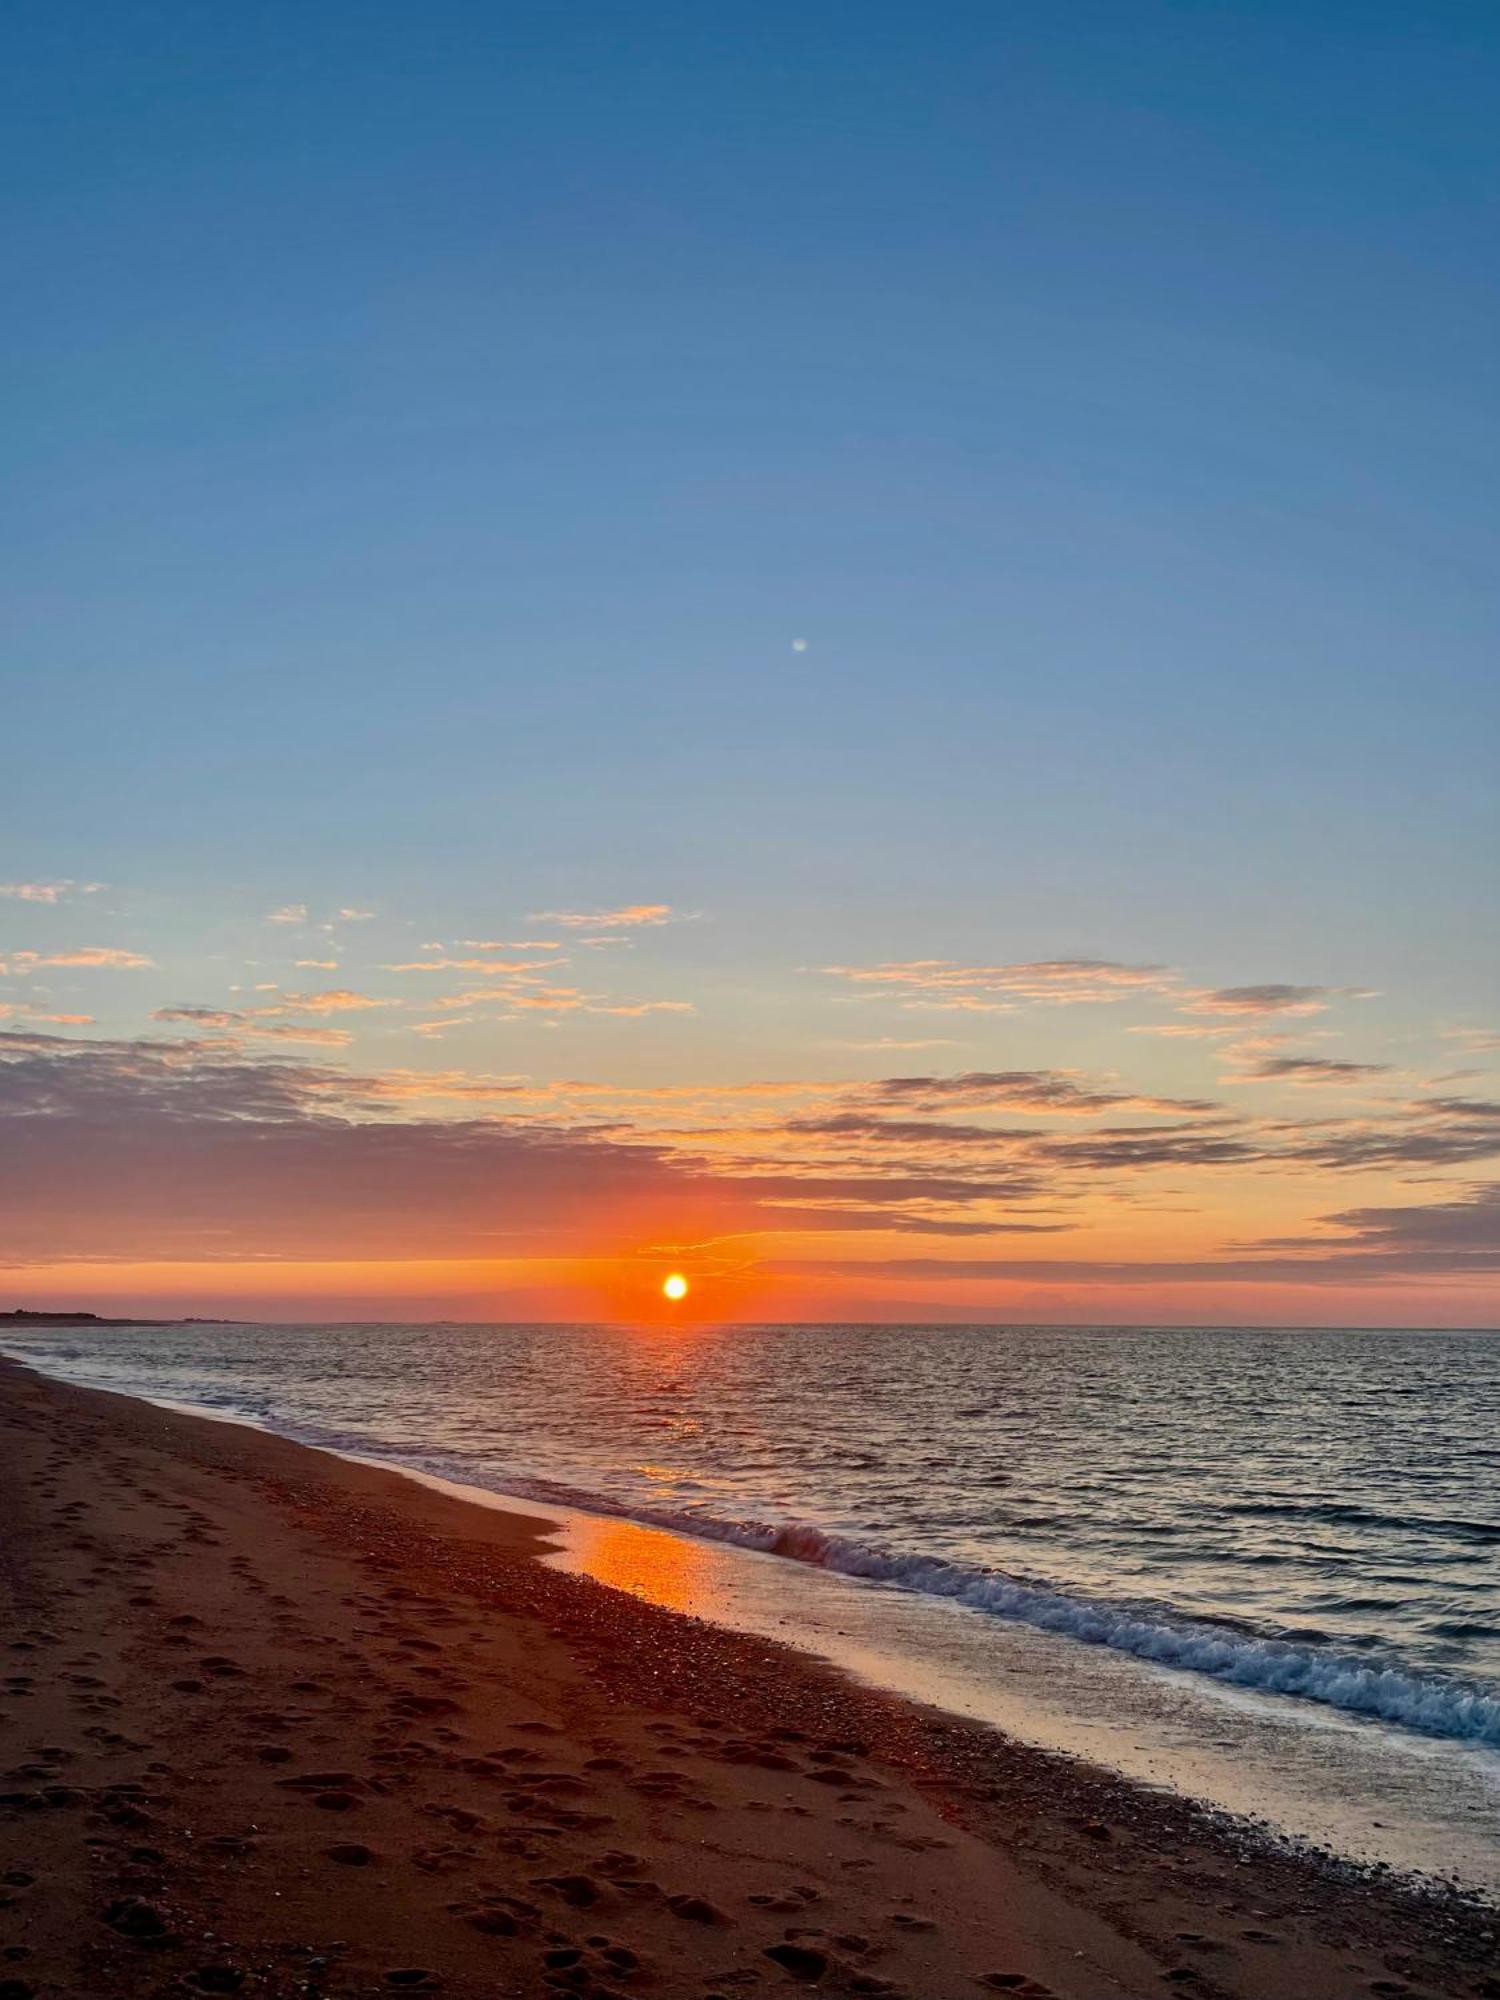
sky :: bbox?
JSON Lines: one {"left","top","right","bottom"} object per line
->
{"left": 2, "top": 1, "right": 1497, "bottom": 1324}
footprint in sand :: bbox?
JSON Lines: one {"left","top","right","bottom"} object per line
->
{"left": 668, "top": 1894, "right": 730, "bottom": 1925}
{"left": 765, "top": 1942, "right": 833, "bottom": 1982}
{"left": 534, "top": 1873, "right": 605, "bottom": 1909}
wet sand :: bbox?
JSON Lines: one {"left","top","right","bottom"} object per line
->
{"left": 0, "top": 1361, "right": 1493, "bottom": 2000}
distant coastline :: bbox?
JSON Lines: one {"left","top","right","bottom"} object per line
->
{"left": 1, "top": 1308, "right": 229, "bottom": 1327}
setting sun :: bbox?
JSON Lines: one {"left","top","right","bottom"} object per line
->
{"left": 662, "top": 1272, "right": 689, "bottom": 1302}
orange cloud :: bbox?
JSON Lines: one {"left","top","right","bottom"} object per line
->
{"left": 1182, "top": 984, "right": 1376, "bottom": 1018}
{"left": 276, "top": 989, "right": 395, "bottom": 1013}
{"left": 820, "top": 958, "right": 1176, "bottom": 1008}
{"left": 532, "top": 903, "right": 679, "bottom": 929}
{"left": 0, "top": 946, "right": 152, "bottom": 973}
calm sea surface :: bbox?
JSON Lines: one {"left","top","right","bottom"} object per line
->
{"left": 7, "top": 1320, "right": 1498, "bottom": 1751}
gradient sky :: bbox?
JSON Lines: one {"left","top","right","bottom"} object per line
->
{"left": 3, "top": 2, "right": 1497, "bottom": 1323}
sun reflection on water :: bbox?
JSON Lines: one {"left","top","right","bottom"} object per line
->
{"left": 563, "top": 1514, "right": 709, "bottom": 1614}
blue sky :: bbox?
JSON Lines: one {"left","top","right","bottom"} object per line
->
{"left": 2, "top": 3, "right": 1497, "bottom": 1318}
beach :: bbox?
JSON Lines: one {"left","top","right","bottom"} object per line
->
{"left": 0, "top": 1363, "right": 1493, "bottom": 2000}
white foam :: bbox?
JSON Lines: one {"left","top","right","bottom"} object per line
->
{"left": 8, "top": 1344, "right": 1500, "bottom": 1749}
{"left": 490, "top": 1485, "right": 1500, "bottom": 1748}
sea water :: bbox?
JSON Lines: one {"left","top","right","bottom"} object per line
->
{"left": 7, "top": 1320, "right": 1499, "bottom": 1889}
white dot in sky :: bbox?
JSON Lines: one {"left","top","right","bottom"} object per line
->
{"left": 791, "top": 637, "right": 809, "bottom": 652}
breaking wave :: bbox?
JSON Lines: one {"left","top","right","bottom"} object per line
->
{"left": 8, "top": 1339, "right": 1500, "bottom": 1753}
{"left": 492, "top": 1476, "right": 1500, "bottom": 1749}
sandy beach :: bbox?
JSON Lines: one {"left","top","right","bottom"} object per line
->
{"left": 0, "top": 1361, "right": 1493, "bottom": 2000}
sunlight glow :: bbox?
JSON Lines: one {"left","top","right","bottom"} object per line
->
{"left": 662, "top": 1271, "right": 689, "bottom": 1301}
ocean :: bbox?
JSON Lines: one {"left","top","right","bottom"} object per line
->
{"left": 7, "top": 1319, "right": 1500, "bottom": 1887}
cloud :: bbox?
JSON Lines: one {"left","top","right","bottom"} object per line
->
{"left": 0, "top": 881, "right": 104, "bottom": 904}
{"left": 590, "top": 1000, "right": 695, "bottom": 1018}
{"left": 855, "top": 1070, "right": 1218, "bottom": 1116}
{"left": 0, "top": 947, "right": 153, "bottom": 974}
{"left": 264, "top": 904, "right": 310, "bottom": 925}
{"left": 790, "top": 1112, "right": 1022, "bottom": 1147}
{"left": 276, "top": 989, "right": 395, "bottom": 1014}
{"left": 0, "top": 1030, "right": 1012, "bottom": 1261}
{"left": 779, "top": 1185, "right": 1500, "bottom": 1285}
{"left": 1238, "top": 1056, "right": 1392, "bottom": 1086}
{"left": 337, "top": 907, "right": 375, "bottom": 922}
{"left": 455, "top": 940, "right": 562, "bottom": 953}
{"left": 151, "top": 1005, "right": 354, "bottom": 1048}
{"left": 532, "top": 904, "right": 679, "bottom": 930}
{"left": 0, "top": 1005, "right": 95, "bottom": 1024}
{"left": 4, "top": 1023, "right": 1499, "bottom": 1289}
{"left": 1284, "top": 1097, "right": 1500, "bottom": 1171}
{"left": 1276, "top": 1183, "right": 1500, "bottom": 1265}
{"left": 820, "top": 958, "right": 1176, "bottom": 1009}
{"left": 250, "top": 1024, "right": 354, "bottom": 1047}
{"left": 385, "top": 957, "right": 561, "bottom": 974}
{"left": 1183, "top": 984, "right": 1371, "bottom": 1018}
{"left": 1128, "top": 1023, "right": 1240, "bottom": 1039}
{"left": 1442, "top": 1028, "right": 1500, "bottom": 1054}
{"left": 295, "top": 958, "right": 339, "bottom": 969}
{"left": 840, "top": 1038, "right": 961, "bottom": 1051}
{"left": 383, "top": 969, "right": 693, "bottom": 1021}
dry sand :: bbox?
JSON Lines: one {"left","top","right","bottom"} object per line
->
{"left": 0, "top": 1362, "right": 1493, "bottom": 2000}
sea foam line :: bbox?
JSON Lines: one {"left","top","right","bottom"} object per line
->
{"left": 494, "top": 1476, "right": 1500, "bottom": 1750}
{"left": 7, "top": 1348, "right": 1500, "bottom": 1751}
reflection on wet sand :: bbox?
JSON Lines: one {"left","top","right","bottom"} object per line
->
{"left": 564, "top": 1511, "right": 713, "bottom": 1614}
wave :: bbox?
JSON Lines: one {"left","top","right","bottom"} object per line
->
{"left": 487, "top": 1473, "right": 1500, "bottom": 1750}
{"left": 8, "top": 1347, "right": 1500, "bottom": 1753}
{"left": 1216, "top": 1497, "right": 1500, "bottom": 1543}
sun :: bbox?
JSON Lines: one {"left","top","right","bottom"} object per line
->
{"left": 662, "top": 1272, "right": 689, "bottom": 1302}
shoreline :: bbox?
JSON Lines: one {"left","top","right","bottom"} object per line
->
{"left": 9, "top": 1344, "right": 1500, "bottom": 1895}
{"left": 0, "top": 1363, "right": 1494, "bottom": 1999}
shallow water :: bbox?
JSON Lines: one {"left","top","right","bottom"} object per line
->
{"left": 8, "top": 1318, "right": 1500, "bottom": 1885}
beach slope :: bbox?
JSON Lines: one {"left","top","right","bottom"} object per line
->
{"left": 0, "top": 1364, "right": 1490, "bottom": 2000}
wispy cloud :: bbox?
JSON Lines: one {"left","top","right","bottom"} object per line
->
{"left": 854, "top": 1070, "right": 1218, "bottom": 1116}
{"left": 249, "top": 1023, "right": 354, "bottom": 1047}
{"left": 532, "top": 903, "right": 680, "bottom": 930}
{"left": 264, "top": 904, "right": 310, "bottom": 926}
{"left": 1182, "top": 983, "right": 1374, "bottom": 1018}
{"left": 820, "top": 958, "right": 1176, "bottom": 1010}
{"left": 152, "top": 1005, "right": 354, "bottom": 1047}
{"left": 0, "top": 946, "right": 153, "bottom": 974}
{"left": 840, "top": 1038, "right": 961, "bottom": 1051}
{"left": 4, "top": 1022, "right": 1499, "bottom": 1285}
{"left": 154, "top": 990, "right": 393, "bottom": 1026}
{"left": 1261, "top": 1183, "right": 1500, "bottom": 1270}
{"left": 385, "top": 957, "right": 561, "bottom": 974}
{"left": 0, "top": 881, "right": 105, "bottom": 904}
{"left": 590, "top": 999, "right": 695, "bottom": 1017}
{"left": 1442, "top": 1028, "right": 1500, "bottom": 1054}
{"left": 1237, "top": 1055, "right": 1392, "bottom": 1086}
{"left": 455, "top": 939, "right": 562, "bottom": 953}
{"left": 276, "top": 988, "right": 395, "bottom": 1014}
{"left": 0, "top": 1004, "right": 95, "bottom": 1024}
